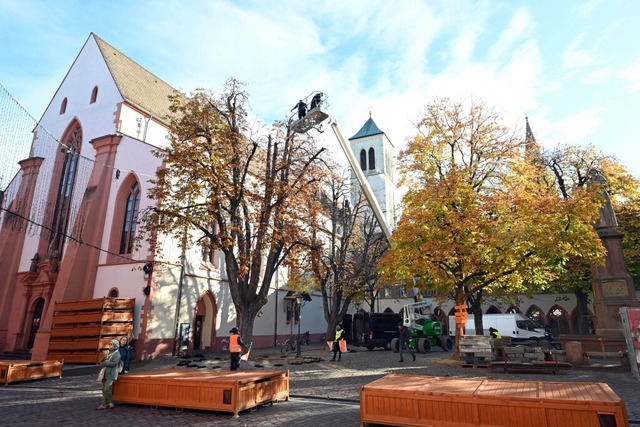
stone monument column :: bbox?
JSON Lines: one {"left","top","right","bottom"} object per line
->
{"left": 589, "top": 169, "right": 639, "bottom": 340}
{"left": 592, "top": 228, "right": 639, "bottom": 337}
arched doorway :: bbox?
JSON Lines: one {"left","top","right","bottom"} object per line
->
{"left": 547, "top": 305, "right": 571, "bottom": 338}
{"left": 193, "top": 292, "right": 217, "bottom": 351}
{"left": 27, "top": 298, "right": 45, "bottom": 349}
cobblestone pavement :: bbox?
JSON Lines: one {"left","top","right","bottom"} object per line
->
{"left": 1, "top": 344, "right": 638, "bottom": 426}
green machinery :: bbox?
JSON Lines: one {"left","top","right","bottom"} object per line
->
{"left": 391, "top": 301, "right": 453, "bottom": 353}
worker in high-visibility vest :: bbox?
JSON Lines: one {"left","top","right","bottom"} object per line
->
{"left": 489, "top": 327, "right": 502, "bottom": 339}
{"left": 331, "top": 324, "right": 345, "bottom": 362}
{"left": 229, "top": 327, "right": 246, "bottom": 371}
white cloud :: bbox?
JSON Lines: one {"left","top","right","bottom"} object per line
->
{"left": 561, "top": 34, "right": 597, "bottom": 71}
{"left": 554, "top": 107, "right": 603, "bottom": 142}
{"left": 619, "top": 62, "right": 640, "bottom": 92}
{"left": 489, "top": 7, "right": 537, "bottom": 62}
{"left": 573, "top": 0, "right": 603, "bottom": 19}
{"left": 584, "top": 68, "right": 611, "bottom": 84}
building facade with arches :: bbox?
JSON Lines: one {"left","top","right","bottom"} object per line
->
{"left": 0, "top": 33, "right": 330, "bottom": 361}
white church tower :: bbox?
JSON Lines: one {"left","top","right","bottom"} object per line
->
{"left": 348, "top": 115, "right": 396, "bottom": 230}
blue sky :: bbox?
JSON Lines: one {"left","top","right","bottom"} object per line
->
{"left": 1, "top": 0, "right": 639, "bottom": 178}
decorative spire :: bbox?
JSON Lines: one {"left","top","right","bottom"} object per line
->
{"left": 525, "top": 116, "right": 536, "bottom": 144}
{"left": 524, "top": 116, "right": 543, "bottom": 165}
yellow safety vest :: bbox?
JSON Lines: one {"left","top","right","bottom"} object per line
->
{"left": 229, "top": 334, "right": 242, "bottom": 353}
{"left": 335, "top": 329, "right": 344, "bottom": 341}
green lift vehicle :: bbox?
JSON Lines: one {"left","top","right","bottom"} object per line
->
{"left": 391, "top": 301, "right": 453, "bottom": 353}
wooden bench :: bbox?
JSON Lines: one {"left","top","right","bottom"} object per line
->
{"left": 490, "top": 346, "right": 571, "bottom": 374}
{"left": 584, "top": 351, "right": 628, "bottom": 366}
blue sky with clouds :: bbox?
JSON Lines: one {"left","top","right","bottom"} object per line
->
{"left": 1, "top": 0, "right": 639, "bottom": 177}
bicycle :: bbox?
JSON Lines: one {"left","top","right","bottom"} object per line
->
{"left": 280, "top": 333, "right": 309, "bottom": 356}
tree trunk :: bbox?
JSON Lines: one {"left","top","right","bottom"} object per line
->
{"left": 573, "top": 287, "right": 592, "bottom": 335}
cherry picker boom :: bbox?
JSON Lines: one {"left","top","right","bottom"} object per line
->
{"left": 289, "top": 91, "right": 392, "bottom": 241}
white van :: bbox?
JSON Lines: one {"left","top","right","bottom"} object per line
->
{"left": 448, "top": 313, "right": 548, "bottom": 342}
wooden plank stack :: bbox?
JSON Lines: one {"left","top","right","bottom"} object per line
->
{"left": 47, "top": 298, "right": 134, "bottom": 364}
{"left": 459, "top": 335, "right": 493, "bottom": 367}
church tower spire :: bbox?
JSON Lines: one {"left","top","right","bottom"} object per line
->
{"left": 349, "top": 115, "right": 396, "bottom": 230}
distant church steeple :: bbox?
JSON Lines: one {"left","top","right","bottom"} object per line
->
{"left": 349, "top": 114, "right": 396, "bottom": 230}
{"left": 525, "top": 116, "right": 536, "bottom": 144}
{"left": 524, "top": 116, "right": 543, "bottom": 165}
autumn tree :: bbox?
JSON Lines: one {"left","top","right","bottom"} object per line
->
{"left": 350, "top": 208, "right": 389, "bottom": 313}
{"left": 539, "top": 144, "right": 640, "bottom": 333}
{"left": 379, "top": 98, "right": 606, "bottom": 357}
{"left": 617, "top": 194, "right": 640, "bottom": 289}
{"left": 297, "top": 165, "right": 389, "bottom": 341}
{"left": 144, "top": 79, "right": 326, "bottom": 344}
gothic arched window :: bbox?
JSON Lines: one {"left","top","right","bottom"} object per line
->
{"left": 360, "top": 149, "right": 367, "bottom": 170}
{"left": 90, "top": 86, "right": 99, "bottom": 104}
{"left": 119, "top": 181, "right": 140, "bottom": 254}
{"left": 50, "top": 123, "right": 82, "bottom": 256}
{"left": 368, "top": 148, "right": 376, "bottom": 170}
{"left": 60, "top": 98, "right": 67, "bottom": 115}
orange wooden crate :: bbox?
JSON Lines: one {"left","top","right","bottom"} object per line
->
{"left": 48, "top": 337, "right": 112, "bottom": 351}
{"left": 50, "top": 323, "right": 132, "bottom": 338}
{"left": 112, "top": 369, "right": 289, "bottom": 417}
{"left": 53, "top": 298, "right": 134, "bottom": 312}
{"left": 52, "top": 311, "right": 133, "bottom": 325}
{"left": 360, "top": 374, "right": 629, "bottom": 427}
{"left": 0, "top": 360, "right": 63, "bottom": 385}
{"left": 47, "top": 351, "right": 104, "bottom": 364}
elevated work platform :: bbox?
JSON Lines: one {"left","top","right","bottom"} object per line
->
{"left": 290, "top": 106, "right": 329, "bottom": 133}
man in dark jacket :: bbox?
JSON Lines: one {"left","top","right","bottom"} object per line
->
{"left": 398, "top": 323, "right": 416, "bottom": 362}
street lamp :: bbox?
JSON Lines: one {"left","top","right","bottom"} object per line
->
{"left": 296, "top": 294, "right": 303, "bottom": 357}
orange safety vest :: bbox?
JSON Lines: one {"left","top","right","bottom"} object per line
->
{"left": 229, "top": 334, "right": 242, "bottom": 353}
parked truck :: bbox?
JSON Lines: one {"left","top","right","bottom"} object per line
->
{"left": 448, "top": 313, "right": 550, "bottom": 343}
{"left": 352, "top": 311, "right": 402, "bottom": 350}
{"left": 392, "top": 301, "right": 453, "bottom": 353}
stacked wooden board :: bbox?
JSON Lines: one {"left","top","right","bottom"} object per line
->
{"left": 47, "top": 298, "right": 134, "bottom": 364}
{"left": 360, "top": 374, "right": 630, "bottom": 427}
{"left": 112, "top": 369, "right": 289, "bottom": 417}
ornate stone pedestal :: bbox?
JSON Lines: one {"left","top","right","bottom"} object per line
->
{"left": 591, "top": 229, "right": 639, "bottom": 347}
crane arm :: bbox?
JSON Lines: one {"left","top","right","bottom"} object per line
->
{"left": 329, "top": 119, "right": 391, "bottom": 242}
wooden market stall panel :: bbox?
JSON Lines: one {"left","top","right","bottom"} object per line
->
{"left": 360, "top": 374, "right": 629, "bottom": 427}
{"left": 112, "top": 368, "right": 289, "bottom": 417}
{"left": 47, "top": 298, "right": 134, "bottom": 364}
{"left": 0, "top": 360, "right": 63, "bottom": 385}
